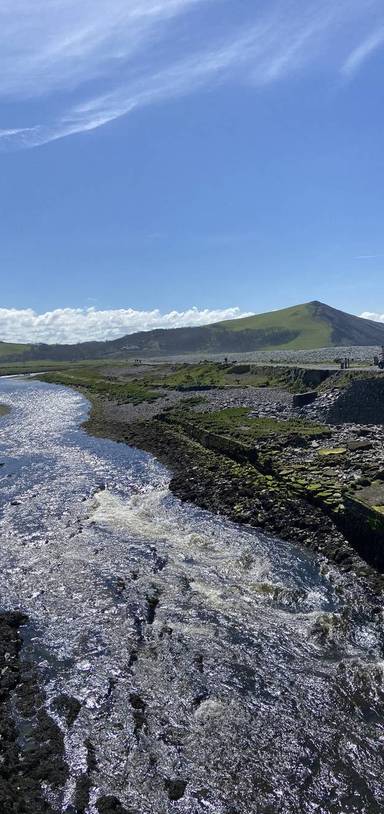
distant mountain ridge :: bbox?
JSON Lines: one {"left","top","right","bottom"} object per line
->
{"left": 1, "top": 301, "right": 384, "bottom": 362}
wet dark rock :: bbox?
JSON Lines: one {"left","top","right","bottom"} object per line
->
{"left": 180, "top": 574, "right": 192, "bottom": 592}
{"left": 159, "top": 624, "right": 173, "bottom": 638}
{"left": 127, "top": 650, "right": 138, "bottom": 670}
{"left": 153, "top": 554, "right": 167, "bottom": 572}
{"left": 129, "top": 693, "right": 146, "bottom": 735}
{"left": 74, "top": 772, "right": 91, "bottom": 813}
{"left": 0, "top": 610, "right": 66, "bottom": 814}
{"left": 146, "top": 586, "right": 160, "bottom": 624}
{"left": 116, "top": 577, "right": 126, "bottom": 593}
{"left": 96, "top": 796, "right": 131, "bottom": 814}
{"left": 194, "top": 653, "right": 204, "bottom": 673}
{"left": 52, "top": 693, "right": 81, "bottom": 726}
{"left": 347, "top": 440, "right": 373, "bottom": 452}
{"left": 165, "top": 778, "right": 188, "bottom": 801}
{"left": 85, "top": 737, "right": 98, "bottom": 772}
{"left": 193, "top": 689, "right": 209, "bottom": 709}
{"left": 2, "top": 609, "right": 28, "bottom": 629}
{"left": 132, "top": 613, "right": 144, "bottom": 642}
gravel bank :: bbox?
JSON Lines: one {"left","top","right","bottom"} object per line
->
{"left": 96, "top": 386, "right": 293, "bottom": 425}
{"left": 146, "top": 345, "right": 381, "bottom": 365}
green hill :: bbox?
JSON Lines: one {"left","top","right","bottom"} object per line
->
{"left": 1, "top": 301, "right": 384, "bottom": 362}
{"left": 0, "top": 341, "right": 32, "bottom": 358}
{"left": 214, "top": 302, "right": 333, "bottom": 349}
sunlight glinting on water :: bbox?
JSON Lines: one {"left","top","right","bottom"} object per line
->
{"left": 0, "top": 378, "right": 383, "bottom": 813}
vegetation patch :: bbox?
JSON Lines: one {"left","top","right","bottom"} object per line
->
{"left": 0, "top": 342, "right": 32, "bottom": 359}
{"left": 318, "top": 447, "right": 347, "bottom": 457}
{"left": 39, "top": 368, "right": 160, "bottom": 404}
{"left": 169, "top": 407, "right": 330, "bottom": 444}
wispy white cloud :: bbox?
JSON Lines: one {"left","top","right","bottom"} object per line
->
{"left": 355, "top": 254, "right": 384, "bottom": 260}
{"left": 0, "top": 0, "right": 205, "bottom": 97}
{"left": 342, "top": 27, "right": 384, "bottom": 78}
{"left": 0, "top": 0, "right": 383, "bottom": 149}
{"left": 0, "top": 305, "right": 252, "bottom": 344}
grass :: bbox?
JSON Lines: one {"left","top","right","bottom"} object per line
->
{"left": 141, "top": 362, "right": 329, "bottom": 392}
{"left": 0, "top": 342, "right": 31, "bottom": 359}
{"left": 214, "top": 302, "right": 332, "bottom": 350}
{"left": 144, "top": 362, "right": 229, "bottom": 389}
{"left": 38, "top": 367, "right": 160, "bottom": 404}
{"left": 170, "top": 407, "right": 329, "bottom": 443}
{"left": 146, "top": 362, "right": 277, "bottom": 389}
{"left": 0, "top": 359, "right": 116, "bottom": 376}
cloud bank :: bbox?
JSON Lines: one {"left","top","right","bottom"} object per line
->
{"left": 1, "top": 0, "right": 383, "bottom": 149}
{"left": 1, "top": 305, "right": 382, "bottom": 344}
{"left": 0, "top": 305, "right": 252, "bottom": 345}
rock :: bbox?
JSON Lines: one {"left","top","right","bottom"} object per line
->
{"left": 165, "top": 779, "right": 188, "bottom": 801}
{"left": 74, "top": 773, "right": 91, "bottom": 813}
{"left": 52, "top": 694, "right": 81, "bottom": 726}
{"left": 130, "top": 693, "right": 146, "bottom": 735}
{"left": 347, "top": 440, "right": 373, "bottom": 452}
{"left": 96, "top": 797, "right": 131, "bottom": 814}
{"left": 292, "top": 391, "right": 318, "bottom": 408}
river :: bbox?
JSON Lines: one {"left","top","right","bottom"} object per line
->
{"left": 0, "top": 377, "right": 383, "bottom": 814}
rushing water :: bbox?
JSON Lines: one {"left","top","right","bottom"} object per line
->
{"left": 0, "top": 378, "right": 383, "bottom": 814}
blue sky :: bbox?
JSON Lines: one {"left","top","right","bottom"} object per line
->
{"left": 1, "top": 0, "right": 384, "bottom": 342}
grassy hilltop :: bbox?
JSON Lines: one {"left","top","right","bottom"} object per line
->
{"left": 1, "top": 301, "right": 384, "bottom": 363}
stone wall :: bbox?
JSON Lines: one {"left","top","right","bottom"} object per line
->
{"left": 327, "top": 379, "right": 384, "bottom": 424}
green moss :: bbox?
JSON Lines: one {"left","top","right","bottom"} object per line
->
{"left": 170, "top": 407, "right": 329, "bottom": 444}
{"left": 318, "top": 448, "right": 347, "bottom": 457}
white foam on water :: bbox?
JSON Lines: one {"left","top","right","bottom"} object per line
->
{"left": 0, "top": 378, "right": 383, "bottom": 813}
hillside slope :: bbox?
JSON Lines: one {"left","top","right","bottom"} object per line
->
{"left": 1, "top": 301, "right": 384, "bottom": 362}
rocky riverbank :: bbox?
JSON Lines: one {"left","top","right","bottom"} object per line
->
{"left": 84, "top": 386, "right": 384, "bottom": 598}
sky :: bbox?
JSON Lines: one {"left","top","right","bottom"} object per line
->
{"left": 1, "top": 0, "right": 384, "bottom": 343}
